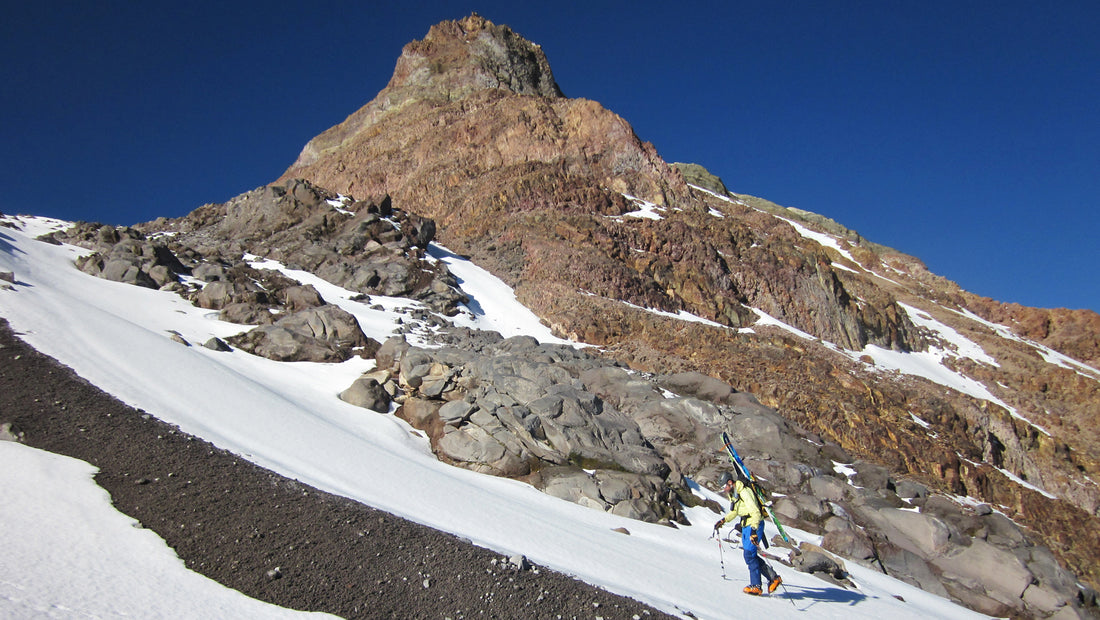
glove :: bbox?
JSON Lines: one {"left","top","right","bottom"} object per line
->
{"left": 714, "top": 519, "right": 724, "bottom": 532}
{"left": 750, "top": 533, "right": 760, "bottom": 546}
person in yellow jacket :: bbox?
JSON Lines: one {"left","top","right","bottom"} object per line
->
{"left": 713, "top": 471, "right": 781, "bottom": 595}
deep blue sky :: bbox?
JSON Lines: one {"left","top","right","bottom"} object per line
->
{"left": 3, "top": 2, "right": 1098, "bottom": 312}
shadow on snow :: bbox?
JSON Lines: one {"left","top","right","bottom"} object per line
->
{"left": 778, "top": 582, "right": 868, "bottom": 609}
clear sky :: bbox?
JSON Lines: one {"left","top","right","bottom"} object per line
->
{"left": 3, "top": 1, "right": 1098, "bottom": 312}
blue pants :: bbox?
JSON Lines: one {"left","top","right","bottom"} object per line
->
{"left": 742, "top": 525, "right": 762, "bottom": 586}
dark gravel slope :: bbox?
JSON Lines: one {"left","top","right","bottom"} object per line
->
{"left": 0, "top": 318, "right": 674, "bottom": 619}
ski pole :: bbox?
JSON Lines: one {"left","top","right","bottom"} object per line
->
{"left": 713, "top": 530, "right": 726, "bottom": 579}
{"left": 781, "top": 580, "right": 796, "bottom": 607}
{"left": 764, "top": 559, "right": 794, "bottom": 606}
{"left": 761, "top": 553, "right": 796, "bottom": 607}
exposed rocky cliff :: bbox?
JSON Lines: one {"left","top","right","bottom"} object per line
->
{"left": 55, "top": 13, "right": 1099, "bottom": 618}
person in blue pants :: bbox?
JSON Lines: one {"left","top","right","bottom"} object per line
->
{"left": 714, "top": 471, "right": 781, "bottom": 595}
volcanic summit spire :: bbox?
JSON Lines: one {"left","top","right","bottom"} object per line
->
{"left": 386, "top": 13, "right": 564, "bottom": 101}
{"left": 287, "top": 14, "right": 564, "bottom": 172}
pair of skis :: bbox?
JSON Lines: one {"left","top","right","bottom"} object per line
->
{"left": 721, "top": 431, "right": 790, "bottom": 543}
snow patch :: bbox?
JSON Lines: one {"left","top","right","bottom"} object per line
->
{"left": 955, "top": 308, "right": 1100, "bottom": 382}
{"left": 899, "top": 302, "right": 997, "bottom": 367}
{"left": 0, "top": 441, "right": 338, "bottom": 618}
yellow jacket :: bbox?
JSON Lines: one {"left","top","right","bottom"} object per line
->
{"left": 720, "top": 480, "right": 763, "bottom": 530}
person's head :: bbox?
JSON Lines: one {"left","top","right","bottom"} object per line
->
{"left": 718, "top": 471, "right": 735, "bottom": 492}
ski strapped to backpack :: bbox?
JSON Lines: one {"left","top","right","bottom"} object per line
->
{"left": 721, "top": 431, "right": 790, "bottom": 543}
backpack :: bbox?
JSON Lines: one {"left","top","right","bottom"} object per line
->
{"left": 733, "top": 465, "right": 770, "bottom": 518}
{"left": 748, "top": 479, "right": 771, "bottom": 518}
{"left": 730, "top": 477, "right": 770, "bottom": 519}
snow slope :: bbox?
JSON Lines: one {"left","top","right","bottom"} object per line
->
{"left": 0, "top": 217, "right": 983, "bottom": 619}
{"left": 0, "top": 441, "right": 340, "bottom": 619}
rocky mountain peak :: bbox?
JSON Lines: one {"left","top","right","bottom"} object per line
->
{"left": 387, "top": 13, "right": 563, "bottom": 101}
{"left": 283, "top": 15, "right": 686, "bottom": 217}
{"left": 288, "top": 14, "right": 564, "bottom": 172}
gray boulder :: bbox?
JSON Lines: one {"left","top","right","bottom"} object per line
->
{"left": 275, "top": 305, "right": 373, "bottom": 351}
{"left": 196, "top": 279, "right": 269, "bottom": 314}
{"left": 875, "top": 542, "right": 948, "bottom": 597}
{"left": 579, "top": 366, "right": 664, "bottom": 408}
{"left": 438, "top": 399, "right": 475, "bottom": 424}
{"left": 809, "top": 474, "right": 851, "bottom": 502}
{"left": 531, "top": 467, "right": 669, "bottom": 523}
{"left": 629, "top": 398, "right": 719, "bottom": 476}
{"left": 791, "top": 542, "right": 849, "bottom": 583}
{"left": 821, "top": 528, "right": 875, "bottom": 562}
{"left": 191, "top": 263, "right": 227, "bottom": 282}
{"left": 436, "top": 412, "right": 531, "bottom": 477}
{"left": 399, "top": 398, "right": 443, "bottom": 429}
{"left": 376, "top": 336, "right": 412, "bottom": 372}
{"left": 537, "top": 467, "right": 605, "bottom": 508}
{"left": 281, "top": 285, "right": 325, "bottom": 312}
{"left": 229, "top": 305, "right": 378, "bottom": 363}
{"left": 849, "top": 460, "right": 892, "bottom": 490}
{"left": 894, "top": 479, "right": 929, "bottom": 500}
{"left": 220, "top": 302, "right": 276, "bottom": 325}
{"left": 932, "top": 539, "right": 1034, "bottom": 607}
{"left": 1020, "top": 546, "right": 1081, "bottom": 614}
{"left": 865, "top": 507, "right": 954, "bottom": 559}
{"left": 228, "top": 326, "right": 334, "bottom": 362}
{"left": 339, "top": 377, "right": 391, "bottom": 412}
{"left": 202, "top": 337, "right": 232, "bottom": 352}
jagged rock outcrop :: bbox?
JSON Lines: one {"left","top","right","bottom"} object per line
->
{"left": 138, "top": 178, "right": 467, "bottom": 316}
{"left": 673, "top": 162, "right": 730, "bottom": 196}
{"left": 280, "top": 15, "right": 689, "bottom": 225}
{"left": 65, "top": 224, "right": 190, "bottom": 289}
{"left": 291, "top": 13, "right": 562, "bottom": 174}
{"left": 57, "top": 220, "right": 382, "bottom": 364}
{"left": 359, "top": 332, "right": 689, "bottom": 524}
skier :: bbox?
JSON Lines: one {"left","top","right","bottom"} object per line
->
{"left": 713, "top": 470, "right": 782, "bottom": 595}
